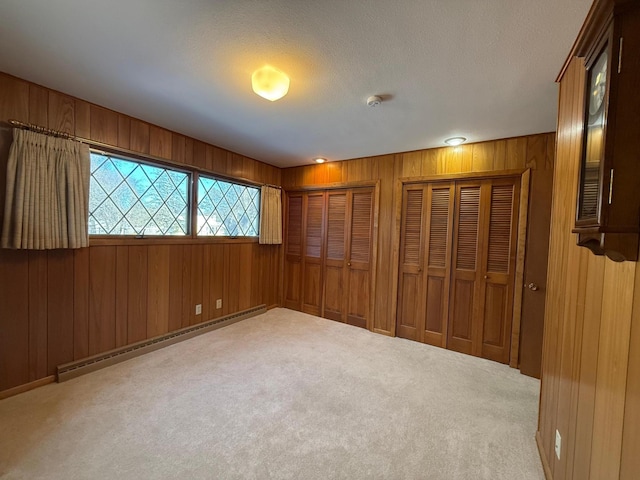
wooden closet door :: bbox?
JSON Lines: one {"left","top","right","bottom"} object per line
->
{"left": 448, "top": 181, "right": 485, "bottom": 356}
{"left": 323, "top": 190, "right": 348, "bottom": 322}
{"left": 422, "top": 184, "right": 455, "bottom": 347}
{"left": 345, "top": 189, "right": 374, "bottom": 329}
{"left": 284, "top": 193, "right": 303, "bottom": 310}
{"left": 396, "top": 186, "right": 427, "bottom": 340}
{"left": 302, "top": 192, "right": 324, "bottom": 316}
{"left": 479, "top": 178, "right": 520, "bottom": 364}
{"left": 448, "top": 177, "right": 520, "bottom": 363}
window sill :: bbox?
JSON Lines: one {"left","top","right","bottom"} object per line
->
{"left": 89, "top": 236, "right": 260, "bottom": 246}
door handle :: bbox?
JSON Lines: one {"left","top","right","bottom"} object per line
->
{"left": 483, "top": 275, "right": 488, "bottom": 279}
{"left": 417, "top": 267, "right": 422, "bottom": 272}
{"left": 347, "top": 262, "right": 351, "bottom": 266}
{"left": 527, "top": 283, "right": 539, "bottom": 291}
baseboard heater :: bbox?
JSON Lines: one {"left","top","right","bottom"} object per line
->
{"left": 57, "top": 305, "right": 267, "bottom": 382}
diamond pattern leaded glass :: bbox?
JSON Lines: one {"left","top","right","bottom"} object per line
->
{"left": 88, "top": 152, "right": 189, "bottom": 236}
{"left": 197, "top": 176, "right": 260, "bottom": 236}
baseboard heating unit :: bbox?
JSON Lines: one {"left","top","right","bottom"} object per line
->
{"left": 57, "top": 305, "right": 267, "bottom": 382}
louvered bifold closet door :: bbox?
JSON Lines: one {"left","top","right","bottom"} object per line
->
{"left": 302, "top": 192, "right": 325, "bottom": 315}
{"left": 345, "top": 188, "right": 374, "bottom": 328}
{"left": 422, "top": 184, "right": 455, "bottom": 347}
{"left": 448, "top": 181, "right": 485, "bottom": 356}
{"left": 323, "top": 190, "right": 348, "bottom": 322}
{"left": 284, "top": 194, "right": 303, "bottom": 310}
{"left": 396, "top": 186, "right": 427, "bottom": 340}
{"left": 479, "top": 177, "right": 520, "bottom": 364}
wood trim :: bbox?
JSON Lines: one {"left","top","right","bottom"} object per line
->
{"left": 536, "top": 430, "right": 553, "bottom": 480}
{"left": 400, "top": 168, "right": 526, "bottom": 185}
{"left": 368, "top": 180, "right": 381, "bottom": 331}
{"left": 89, "top": 236, "right": 260, "bottom": 246}
{"left": 0, "top": 375, "right": 55, "bottom": 400}
{"left": 389, "top": 178, "right": 405, "bottom": 337}
{"left": 285, "top": 179, "right": 377, "bottom": 192}
{"left": 373, "top": 328, "right": 393, "bottom": 337}
{"left": 510, "top": 169, "right": 531, "bottom": 367}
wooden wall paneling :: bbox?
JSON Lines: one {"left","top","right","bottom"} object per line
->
{"left": 129, "top": 119, "right": 150, "bottom": 154}
{"left": 127, "top": 246, "right": 148, "bottom": 343}
{"left": 251, "top": 244, "right": 263, "bottom": 307}
{"left": 168, "top": 245, "right": 184, "bottom": 330}
{"left": 207, "top": 245, "right": 225, "bottom": 319}
{"left": 74, "top": 99, "right": 90, "bottom": 138}
{"left": 493, "top": 140, "right": 507, "bottom": 171}
{"left": 525, "top": 134, "right": 547, "bottom": 170}
{"left": 171, "top": 134, "right": 186, "bottom": 164}
{"left": 571, "top": 254, "right": 604, "bottom": 480}
{"left": 242, "top": 156, "right": 256, "bottom": 182}
{"left": 509, "top": 169, "right": 530, "bottom": 368}
{"left": 48, "top": 91, "right": 75, "bottom": 135}
{"left": 147, "top": 245, "right": 170, "bottom": 337}
{"left": 225, "top": 244, "right": 240, "bottom": 314}
{"left": 401, "top": 151, "right": 422, "bottom": 178}
{"left": 28, "top": 84, "right": 48, "bottom": 125}
{"left": 89, "top": 105, "right": 118, "bottom": 145}
{"left": 193, "top": 141, "right": 207, "bottom": 170}
{"left": 115, "top": 246, "right": 128, "bottom": 348}
{"left": 149, "top": 126, "right": 172, "bottom": 160}
{"left": 460, "top": 145, "right": 474, "bottom": 172}
{"left": 0, "top": 249, "right": 29, "bottom": 391}
{"left": 238, "top": 243, "right": 253, "bottom": 311}
{"left": 47, "top": 251, "right": 74, "bottom": 372}
{"left": 73, "top": 247, "right": 90, "bottom": 360}
{"left": 190, "top": 245, "right": 204, "bottom": 324}
{"left": 28, "top": 251, "right": 48, "bottom": 380}
{"left": 621, "top": 264, "right": 640, "bottom": 479}
{"left": 505, "top": 137, "right": 528, "bottom": 170}
{"left": 181, "top": 245, "right": 193, "bottom": 327}
{"left": 0, "top": 74, "right": 29, "bottom": 122}
{"left": 471, "top": 142, "right": 495, "bottom": 172}
{"left": 589, "top": 261, "right": 635, "bottom": 479}
{"left": 373, "top": 156, "right": 394, "bottom": 333}
{"left": 201, "top": 245, "right": 212, "bottom": 320}
{"left": 184, "top": 138, "right": 194, "bottom": 167}
{"left": 228, "top": 153, "right": 244, "bottom": 178}
{"left": 117, "top": 115, "right": 131, "bottom": 150}
{"left": 88, "top": 247, "right": 116, "bottom": 355}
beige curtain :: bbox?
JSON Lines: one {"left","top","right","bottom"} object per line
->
{"left": 1, "top": 129, "right": 90, "bottom": 249}
{"left": 259, "top": 185, "right": 282, "bottom": 244}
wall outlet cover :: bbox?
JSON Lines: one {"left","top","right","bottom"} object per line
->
{"left": 195, "top": 304, "right": 202, "bottom": 315}
{"left": 555, "top": 430, "right": 561, "bottom": 460}
{"left": 216, "top": 299, "right": 222, "bottom": 309}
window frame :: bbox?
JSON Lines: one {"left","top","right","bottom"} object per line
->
{"left": 87, "top": 146, "right": 263, "bottom": 246}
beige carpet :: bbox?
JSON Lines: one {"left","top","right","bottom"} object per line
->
{"left": 0, "top": 308, "right": 543, "bottom": 480}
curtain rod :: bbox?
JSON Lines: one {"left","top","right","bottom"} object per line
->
{"left": 6, "top": 119, "right": 282, "bottom": 189}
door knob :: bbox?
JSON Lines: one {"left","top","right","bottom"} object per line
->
{"left": 483, "top": 275, "right": 488, "bottom": 279}
{"left": 347, "top": 262, "right": 351, "bottom": 266}
{"left": 417, "top": 267, "right": 422, "bottom": 272}
{"left": 528, "top": 283, "right": 539, "bottom": 291}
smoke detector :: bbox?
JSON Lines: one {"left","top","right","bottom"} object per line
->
{"left": 367, "top": 95, "right": 382, "bottom": 107}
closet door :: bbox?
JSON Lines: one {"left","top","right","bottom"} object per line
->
{"left": 345, "top": 189, "right": 374, "bottom": 328}
{"left": 284, "top": 193, "right": 303, "bottom": 310}
{"left": 302, "top": 192, "right": 324, "bottom": 316}
{"left": 422, "top": 184, "right": 455, "bottom": 346}
{"left": 448, "top": 181, "right": 484, "bottom": 356}
{"left": 480, "top": 178, "right": 520, "bottom": 364}
{"left": 323, "top": 190, "right": 348, "bottom": 322}
{"left": 396, "top": 186, "right": 426, "bottom": 340}
{"left": 447, "top": 177, "right": 519, "bottom": 363}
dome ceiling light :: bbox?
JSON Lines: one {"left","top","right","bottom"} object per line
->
{"left": 444, "top": 136, "right": 467, "bottom": 146}
{"left": 251, "top": 65, "right": 290, "bottom": 101}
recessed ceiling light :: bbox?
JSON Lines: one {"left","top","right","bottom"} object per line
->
{"left": 251, "top": 65, "right": 290, "bottom": 101}
{"left": 314, "top": 158, "right": 326, "bottom": 164}
{"left": 444, "top": 137, "right": 467, "bottom": 146}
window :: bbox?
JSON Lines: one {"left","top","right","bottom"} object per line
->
{"left": 197, "top": 176, "right": 260, "bottom": 237}
{"left": 89, "top": 151, "right": 190, "bottom": 236}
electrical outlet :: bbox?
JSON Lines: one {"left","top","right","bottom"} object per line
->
{"left": 195, "top": 304, "right": 202, "bottom": 315}
{"left": 216, "top": 299, "right": 222, "bottom": 309}
{"left": 555, "top": 429, "right": 561, "bottom": 460}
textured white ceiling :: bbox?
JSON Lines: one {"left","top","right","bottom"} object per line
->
{"left": 0, "top": 0, "right": 592, "bottom": 167}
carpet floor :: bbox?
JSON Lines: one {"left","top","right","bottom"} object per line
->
{"left": 0, "top": 308, "right": 543, "bottom": 480}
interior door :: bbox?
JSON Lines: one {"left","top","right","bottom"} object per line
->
{"left": 447, "top": 177, "right": 520, "bottom": 363}
{"left": 323, "top": 190, "right": 348, "bottom": 322}
{"left": 302, "top": 192, "right": 324, "bottom": 316}
{"left": 345, "top": 189, "right": 374, "bottom": 328}
{"left": 284, "top": 193, "right": 303, "bottom": 310}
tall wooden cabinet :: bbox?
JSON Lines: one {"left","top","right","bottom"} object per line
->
{"left": 284, "top": 188, "right": 374, "bottom": 329}
{"left": 397, "top": 176, "right": 520, "bottom": 364}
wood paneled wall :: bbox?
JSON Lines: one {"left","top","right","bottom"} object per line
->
{"left": 0, "top": 73, "right": 281, "bottom": 394}
{"left": 282, "top": 132, "right": 555, "bottom": 335}
{"left": 536, "top": 57, "right": 640, "bottom": 479}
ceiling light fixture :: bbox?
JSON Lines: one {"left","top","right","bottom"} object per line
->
{"left": 251, "top": 65, "right": 290, "bottom": 101}
{"left": 314, "top": 158, "right": 326, "bottom": 164}
{"left": 444, "top": 137, "right": 467, "bottom": 146}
